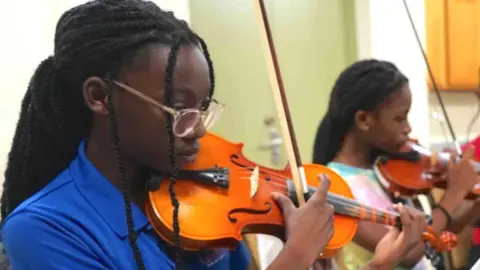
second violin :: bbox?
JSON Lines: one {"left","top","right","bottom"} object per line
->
{"left": 373, "top": 139, "right": 480, "bottom": 199}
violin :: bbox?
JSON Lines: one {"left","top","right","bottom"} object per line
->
{"left": 373, "top": 139, "right": 480, "bottom": 199}
{"left": 145, "top": 132, "right": 458, "bottom": 258}
{"left": 385, "top": 2, "right": 480, "bottom": 201}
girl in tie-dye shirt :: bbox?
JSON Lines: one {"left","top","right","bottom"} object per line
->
{"left": 312, "top": 59, "right": 479, "bottom": 269}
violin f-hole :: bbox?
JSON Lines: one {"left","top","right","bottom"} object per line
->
{"left": 227, "top": 202, "right": 273, "bottom": 223}
{"left": 230, "top": 154, "right": 272, "bottom": 181}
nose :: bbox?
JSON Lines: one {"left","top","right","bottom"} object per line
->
{"left": 404, "top": 121, "right": 412, "bottom": 136}
{"left": 184, "top": 119, "right": 206, "bottom": 140}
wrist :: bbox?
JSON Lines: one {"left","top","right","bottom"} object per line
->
{"left": 431, "top": 194, "right": 460, "bottom": 232}
{"left": 432, "top": 204, "right": 452, "bottom": 226}
{"left": 439, "top": 190, "right": 463, "bottom": 213}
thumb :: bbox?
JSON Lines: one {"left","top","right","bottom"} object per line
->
{"left": 272, "top": 192, "right": 295, "bottom": 217}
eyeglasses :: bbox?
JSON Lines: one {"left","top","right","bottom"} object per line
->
{"left": 112, "top": 81, "right": 224, "bottom": 138}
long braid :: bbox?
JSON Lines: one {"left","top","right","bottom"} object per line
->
{"left": 106, "top": 85, "right": 145, "bottom": 270}
{"left": 161, "top": 31, "right": 216, "bottom": 270}
{"left": 196, "top": 36, "right": 215, "bottom": 108}
{"left": 163, "top": 40, "right": 185, "bottom": 269}
{"left": 2, "top": 1, "right": 216, "bottom": 269}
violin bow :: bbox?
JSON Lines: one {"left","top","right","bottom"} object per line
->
{"left": 252, "top": 0, "right": 309, "bottom": 205}
{"left": 402, "top": 0, "right": 462, "bottom": 155}
{"left": 402, "top": 2, "right": 458, "bottom": 267}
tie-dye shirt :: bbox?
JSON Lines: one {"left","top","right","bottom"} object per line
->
{"left": 327, "top": 162, "right": 426, "bottom": 270}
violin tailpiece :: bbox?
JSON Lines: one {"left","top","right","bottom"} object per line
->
{"left": 178, "top": 168, "right": 230, "bottom": 189}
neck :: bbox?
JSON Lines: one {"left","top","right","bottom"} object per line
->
{"left": 85, "top": 132, "right": 147, "bottom": 208}
{"left": 333, "top": 132, "right": 372, "bottom": 169}
{"left": 299, "top": 184, "right": 400, "bottom": 226}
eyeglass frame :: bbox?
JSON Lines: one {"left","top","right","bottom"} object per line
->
{"left": 110, "top": 80, "right": 222, "bottom": 136}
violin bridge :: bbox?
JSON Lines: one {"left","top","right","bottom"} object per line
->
{"left": 430, "top": 151, "right": 439, "bottom": 168}
{"left": 250, "top": 166, "right": 260, "bottom": 198}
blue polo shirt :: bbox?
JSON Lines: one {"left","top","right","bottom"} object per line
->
{"left": 1, "top": 141, "right": 251, "bottom": 269}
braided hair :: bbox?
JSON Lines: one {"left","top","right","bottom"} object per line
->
{"left": 1, "top": 1, "right": 215, "bottom": 269}
{"left": 312, "top": 59, "right": 408, "bottom": 165}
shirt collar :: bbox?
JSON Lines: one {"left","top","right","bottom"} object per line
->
{"left": 69, "top": 140, "right": 149, "bottom": 238}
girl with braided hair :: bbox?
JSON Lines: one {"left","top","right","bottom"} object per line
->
{"left": 1, "top": 1, "right": 428, "bottom": 269}
{"left": 313, "top": 59, "right": 480, "bottom": 269}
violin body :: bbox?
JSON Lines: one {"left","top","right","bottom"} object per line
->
{"left": 373, "top": 139, "right": 480, "bottom": 199}
{"left": 146, "top": 132, "right": 357, "bottom": 258}
{"left": 373, "top": 139, "right": 437, "bottom": 197}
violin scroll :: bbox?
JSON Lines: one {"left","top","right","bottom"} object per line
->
{"left": 437, "top": 231, "right": 458, "bottom": 251}
{"left": 421, "top": 227, "right": 457, "bottom": 252}
{"left": 421, "top": 229, "right": 457, "bottom": 267}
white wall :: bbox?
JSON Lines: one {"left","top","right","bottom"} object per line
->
{"left": 356, "top": 0, "right": 480, "bottom": 149}
{"left": 429, "top": 92, "right": 480, "bottom": 146}
{"left": 0, "top": 1, "right": 58, "bottom": 189}
{"left": 0, "top": 0, "right": 189, "bottom": 187}
{"left": 355, "top": 0, "right": 430, "bottom": 145}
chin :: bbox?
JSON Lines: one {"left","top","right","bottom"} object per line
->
{"left": 374, "top": 145, "right": 399, "bottom": 155}
{"left": 385, "top": 145, "right": 403, "bottom": 154}
{"left": 144, "top": 154, "right": 199, "bottom": 175}
{"left": 397, "top": 140, "right": 411, "bottom": 152}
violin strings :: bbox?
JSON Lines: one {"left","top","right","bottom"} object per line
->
{"left": 231, "top": 166, "right": 447, "bottom": 250}
{"left": 232, "top": 167, "right": 401, "bottom": 225}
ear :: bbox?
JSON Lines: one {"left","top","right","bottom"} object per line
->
{"left": 82, "top": 77, "right": 109, "bottom": 115}
{"left": 354, "top": 110, "right": 373, "bottom": 132}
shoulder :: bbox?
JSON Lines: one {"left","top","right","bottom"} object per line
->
{"left": 327, "top": 162, "right": 359, "bottom": 177}
{"left": 4, "top": 168, "right": 88, "bottom": 237}
{"left": 2, "top": 210, "right": 63, "bottom": 249}
{"left": 2, "top": 168, "right": 81, "bottom": 238}
{"left": 327, "top": 162, "right": 392, "bottom": 206}
{"left": 1, "top": 171, "right": 111, "bottom": 269}
{"left": 10, "top": 169, "right": 74, "bottom": 214}
{"left": 327, "top": 162, "right": 373, "bottom": 183}
{"left": 1, "top": 209, "right": 105, "bottom": 269}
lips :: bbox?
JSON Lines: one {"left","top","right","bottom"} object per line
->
{"left": 178, "top": 148, "right": 199, "bottom": 157}
{"left": 177, "top": 148, "right": 199, "bottom": 163}
{"left": 177, "top": 141, "right": 200, "bottom": 163}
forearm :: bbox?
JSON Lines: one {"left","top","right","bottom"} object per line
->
{"left": 430, "top": 190, "right": 466, "bottom": 233}
{"left": 394, "top": 207, "right": 449, "bottom": 267}
{"left": 447, "top": 201, "right": 480, "bottom": 233}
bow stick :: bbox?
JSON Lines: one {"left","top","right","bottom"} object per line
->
{"left": 402, "top": 0, "right": 462, "bottom": 154}
{"left": 252, "top": 0, "right": 309, "bottom": 205}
